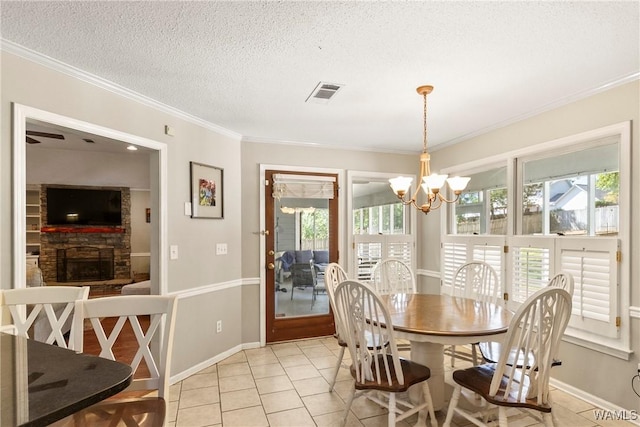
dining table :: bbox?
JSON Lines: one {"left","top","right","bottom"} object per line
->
{"left": 0, "top": 332, "right": 133, "bottom": 426}
{"left": 380, "top": 293, "right": 512, "bottom": 411}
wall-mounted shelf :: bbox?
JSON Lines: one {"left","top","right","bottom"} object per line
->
{"left": 26, "top": 186, "right": 41, "bottom": 260}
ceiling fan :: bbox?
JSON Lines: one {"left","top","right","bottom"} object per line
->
{"left": 26, "top": 130, "right": 65, "bottom": 144}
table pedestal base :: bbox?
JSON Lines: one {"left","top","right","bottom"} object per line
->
{"left": 410, "top": 341, "right": 445, "bottom": 411}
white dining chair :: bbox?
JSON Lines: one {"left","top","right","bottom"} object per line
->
{"left": 324, "top": 262, "right": 349, "bottom": 391}
{"left": 334, "top": 280, "right": 437, "bottom": 427}
{"left": 370, "top": 258, "right": 417, "bottom": 294}
{"left": 0, "top": 286, "right": 89, "bottom": 350}
{"left": 446, "top": 261, "right": 500, "bottom": 366}
{"left": 443, "top": 286, "right": 572, "bottom": 427}
{"left": 478, "top": 272, "right": 574, "bottom": 368}
{"left": 64, "top": 294, "right": 178, "bottom": 427}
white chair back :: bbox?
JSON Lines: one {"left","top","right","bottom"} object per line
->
{"left": 370, "top": 259, "right": 416, "bottom": 294}
{"left": 548, "top": 272, "right": 574, "bottom": 295}
{"left": 450, "top": 261, "right": 500, "bottom": 304}
{"left": 73, "top": 295, "right": 177, "bottom": 397}
{"left": 490, "top": 287, "right": 572, "bottom": 404}
{"left": 334, "top": 280, "right": 401, "bottom": 385}
{"left": 1, "top": 286, "right": 89, "bottom": 350}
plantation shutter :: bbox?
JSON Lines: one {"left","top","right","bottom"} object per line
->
{"left": 353, "top": 235, "right": 414, "bottom": 282}
{"left": 557, "top": 238, "right": 619, "bottom": 338}
{"left": 507, "top": 237, "right": 553, "bottom": 306}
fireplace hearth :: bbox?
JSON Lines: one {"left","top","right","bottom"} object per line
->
{"left": 57, "top": 246, "right": 114, "bottom": 282}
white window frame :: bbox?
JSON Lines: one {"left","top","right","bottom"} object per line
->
{"left": 440, "top": 121, "right": 631, "bottom": 360}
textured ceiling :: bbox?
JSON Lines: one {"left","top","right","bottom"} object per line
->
{"left": 2, "top": 1, "right": 639, "bottom": 153}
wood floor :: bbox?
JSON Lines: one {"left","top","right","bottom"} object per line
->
{"left": 81, "top": 315, "right": 151, "bottom": 380}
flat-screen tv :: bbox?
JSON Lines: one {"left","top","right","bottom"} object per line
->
{"left": 46, "top": 187, "right": 122, "bottom": 226}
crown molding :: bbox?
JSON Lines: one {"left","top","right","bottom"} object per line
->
{"left": 433, "top": 71, "right": 640, "bottom": 152}
{"left": 241, "top": 135, "right": 419, "bottom": 156}
{"left": 1, "top": 39, "right": 242, "bottom": 141}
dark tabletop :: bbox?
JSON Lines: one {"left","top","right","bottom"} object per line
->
{"left": 0, "top": 332, "right": 132, "bottom": 427}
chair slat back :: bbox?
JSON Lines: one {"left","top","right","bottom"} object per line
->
{"left": 334, "top": 280, "right": 403, "bottom": 386}
{"left": 490, "top": 287, "right": 572, "bottom": 405}
{"left": 324, "top": 263, "right": 348, "bottom": 335}
{"left": 547, "top": 272, "right": 574, "bottom": 296}
{"left": 450, "top": 261, "right": 500, "bottom": 304}
{"left": 1, "top": 286, "right": 89, "bottom": 350}
{"left": 370, "top": 259, "right": 416, "bottom": 294}
{"left": 74, "top": 295, "right": 178, "bottom": 397}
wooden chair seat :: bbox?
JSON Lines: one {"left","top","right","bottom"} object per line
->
{"left": 452, "top": 364, "right": 552, "bottom": 413}
{"left": 352, "top": 354, "right": 431, "bottom": 393}
{"left": 478, "top": 341, "right": 562, "bottom": 368}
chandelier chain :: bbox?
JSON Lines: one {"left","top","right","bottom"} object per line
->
{"left": 423, "top": 91, "right": 428, "bottom": 152}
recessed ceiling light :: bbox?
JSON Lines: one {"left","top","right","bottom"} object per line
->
{"left": 126, "top": 145, "right": 138, "bottom": 151}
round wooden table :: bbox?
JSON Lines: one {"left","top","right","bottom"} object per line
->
{"left": 380, "top": 293, "right": 512, "bottom": 411}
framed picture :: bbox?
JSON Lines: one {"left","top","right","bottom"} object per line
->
{"left": 190, "top": 161, "right": 224, "bottom": 219}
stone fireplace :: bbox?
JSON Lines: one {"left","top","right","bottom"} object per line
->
{"left": 57, "top": 246, "right": 115, "bottom": 282}
{"left": 38, "top": 185, "right": 132, "bottom": 283}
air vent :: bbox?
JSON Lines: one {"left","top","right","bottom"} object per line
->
{"left": 306, "top": 81, "right": 344, "bottom": 104}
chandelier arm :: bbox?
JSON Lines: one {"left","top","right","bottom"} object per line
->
{"left": 435, "top": 192, "right": 462, "bottom": 204}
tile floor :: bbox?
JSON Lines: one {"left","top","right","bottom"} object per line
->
{"left": 166, "top": 337, "right": 635, "bottom": 427}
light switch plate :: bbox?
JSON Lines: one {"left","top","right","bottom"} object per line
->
{"left": 216, "top": 243, "right": 228, "bottom": 255}
{"left": 184, "top": 202, "right": 192, "bottom": 216}
{"left": 170, "top": 245, "right": 179, "bottom": 260}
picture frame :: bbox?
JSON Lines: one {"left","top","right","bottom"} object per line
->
{"left": 190, "top": 161, "right": 224, "bottom": 219}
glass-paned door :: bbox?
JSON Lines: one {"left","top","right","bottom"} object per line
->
{"left": 265, "top": 170, "right": 338, "bottom": 342}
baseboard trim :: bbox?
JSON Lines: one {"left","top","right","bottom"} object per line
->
{"left": 170, "top": 341, "right": 261, "bottom": 384}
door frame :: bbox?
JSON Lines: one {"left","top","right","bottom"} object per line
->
{"left": 12, "top": 103, "right": 168, "bottom": 294}
{"left": 259, "top": 164, "right": 344, "bottom": 345}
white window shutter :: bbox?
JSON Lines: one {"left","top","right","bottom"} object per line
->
{"left": 557, "top": 238, "right": 619, "bottom": 338}
{"left": 507, "top": 236, "right": 553, "bottom": 305}
{"left": 353, "top": 235, "right": 414, "bottom": 282}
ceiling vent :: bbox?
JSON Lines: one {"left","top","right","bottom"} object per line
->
{"left": 306, "top": 81, "right": 343, "bottom": 104}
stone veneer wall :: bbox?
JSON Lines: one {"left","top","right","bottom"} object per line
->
{"left": 39, "top": 185, "right": 131, "bottom": 282}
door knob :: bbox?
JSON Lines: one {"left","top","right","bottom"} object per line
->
{"left": 267, "top": 263, "right": 275, "bottom": 270}
{"left": 268, "top": 250, "right": 275, "bottom": 256}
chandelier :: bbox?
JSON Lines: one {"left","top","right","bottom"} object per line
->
{"left": 389, "top": 85, "right": 470, "bottom": 214}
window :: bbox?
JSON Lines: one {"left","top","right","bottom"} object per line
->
{"left": 441, "top": 123, "right": 631, "bottom": 358}
{"left": 349, "top": 174, "right": 415, "bottom": 282}
{"left": 451, "top": 166, "right": 508, "bottom": 235}
{"left": 520, "top": 141, "right": 619, "bottom": 236}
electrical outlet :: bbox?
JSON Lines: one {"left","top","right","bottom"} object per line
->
{"left": 216, "top": 320, "right": 222, "bottom": 333}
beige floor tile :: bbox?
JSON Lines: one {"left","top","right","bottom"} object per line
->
{"left": 314, "top": 410, "right": 364, "bottom": 426}
{"left": 176, "top": 402, "right": 221, "bottom": 427}
{"left": 220, "top": 387, "right": 261, "bottom": 412}
{"left": 250, "top": 362, "right": 286, "bottom": 379}
{"left": 167, "top": 399, "right": 179, "bottom": 423}
{"left": 169, "top": 382, "right": 182, "bottom": 402}
{"left": 272, "top": 343, "right": 304, "bottom": 357}
{"left": 285, "top": 364, "right": 322, "bottom": 381}
{"left": 359, "top": 413, "right": 412, "bottom": 427}
{"left": 301, "top": 344, "right": 335, "bottom": 358}
{"left": 181, "top": 372, "right": 218, "bottom": 391}
{"left": 218, "top": 351, "right": 247, "bottom": 365}
{"left": 320, "top": 365, "right": 352, "bottom": 384}
{"left": 296, "top": 338, "right": 328, "bottom": 348}
{"left": 196, "top": 364, "right": 218, "bottom": 375}
{"left": 309, "top": 354, "right": 339, "bottom": 370}
{"left": 217, "top": 361, "right": 252, "bottom": 378}
{"left": 218, "top": 373, "right": 256, "bottom": 393}
{"left": 255, "top": 374, "right": 294, "bottom": 394}
{"left": 550, "top": 388, "right": 595, "bottom": 413}
{"left": 348, "top": 395, "right": 387, "bottom": 419}
{"left": 292, "top": 376, "right": 331, "bottom": 396}
{"left": 302, "top": 391, "right": 347, "bottom": 416}
{"left": 222, "top": 405, "right": 269, "bottom": 427}
{"left": 179, "top": 385, "right": 220, "bottom": 409}
{"left": 266, "top": 407, "right": 316, "bottom": 426}
{"left": 278, "top": 353, "right": 313, "bottom": 368}
{"left": 260, "top": 388, "right": 305, "bottom": 414}
{"left": 245, "top": 351, "right": 279, "bottom": 366}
